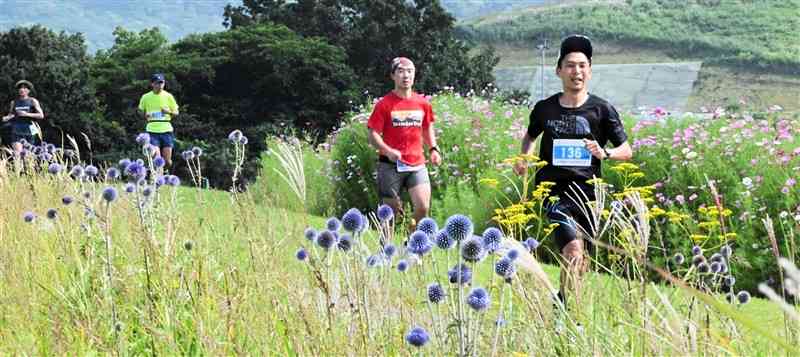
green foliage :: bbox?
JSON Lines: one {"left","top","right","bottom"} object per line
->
{"left": 0, "top": 25, "right": 97, "bottom": 149}
{"left": 460, "top": 0, "right": 800, "bottom": 74}
{"left": 223, "top": 0, "right": 500, "bottom": 96}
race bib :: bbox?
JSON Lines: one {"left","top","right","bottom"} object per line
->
{"left": 149, "top": 111, "right": 164, "bottom": 120}
{"left": 552, "top": 139, "right": 591, "bottom": 167}
{"left": 397, "top": 160, "right": 425, "bottom": 173}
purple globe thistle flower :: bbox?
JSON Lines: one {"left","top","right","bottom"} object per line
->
{"left": 481, "top": 227, "right": 503, "bottom": 253}
{"left": 85, "top": 165, "right": 99, "bottom": 177}
{"left": 407, "top": 230, "right": 433, "bottom": 256}
{"left": 63, "top": 149, "right": 76, "bottom": 158}
{"left": 46, "top": 208, "right": 57, "bottom": 220}
{"left": 723, "top": 275, "right": 736, "bottom": 287}
{"left": 720, "top": 244, "right": 733, "bottom": 258}
{"left": 191, "top": 146, "right": 203, "bottom": 157}
{"left": 397, "top": 259, "right": 409, "bottom": 272}
{"left": 692, "top": 255, "right": 706, "bottom": 267}
{"left": 691, "top": 245, "right": 703, "bottom": 256}
{"left": 405, "top": 326, "right": 430, "bottom": 348}
{"left": 142, "top": 186, "right": 155, "bottom": 198}
{"left": 445, "top": 214, "right": 474, "bottom": 241}
{"left": 124, "top": 162, "right": 146, "bottom": 180}
{"left": 118, "top": 158, "right": 131, "bottom": 170}
{"left": 124, "top": 183, "right": 136, "bottom": 193}
{"left": 697, "top": 262, "right": 710, "bottom": 274}
{"left": 673, "top": 253, "right": 685, "bottom": 265}
{"left": 495, "top": 257, "right": 516, "bottom": 279}
{"left": 304, "top": 227, "right": 318, "bottom": 242}
{"left": 417, "top": 217, "right": 438, "bottom": 236}
{"left": 22, "top": 211, "right": 36, "bottom": 223}
{"left": 153, "top": 156, "right": 166, "bottom": 168}
{"left": 45, "top": 143, "right": 56, "bottom": 153}
{"left": 135, "top": 132, "right": 151, "bottom": 145}
{"left": 434, "top": 229, "right": 455, "bottom": 250}
{"left": 239, "top": 136, "right": 249, "bottom": 145}
{"left": 448, "top": 263, "right": 472, "bottom": 284}
{"left": 47, "top": 163, "right": 62, "bottom": 174}
{"left": 136, "top": 178, "right": 146, "bottom": 187}
{"left": 184, "top": 240, "right": 194, "bottom": 251}
{"left": 737, "top": 291, "right": 751, "bottom": 304}
{"left": 106, "top": 167, "right": 120, "bottom": 180}
{"left": 506, "top": 249, "right": 520, "bottom": 261}
{"left": 495, "top": 318, "right": 507, "bottom": 327}
{"left": 377, "top": 204, "right": 394, "bottom": 222}
{"left": 102, "top": 187, "right": 118, "bottom": 203}
{"left": 461, "top": 236, "right": 486, "bottom": 263}
{"left": 342, "top": 208, "right": 366, "bottom": 233}
{"left": 70, "top": 165, "right": 84, "bottom": 178}
{"left": 710, "top": 261, "right": 722, "bottom": 274}
{"left": 337, "top": 234, "right": 353, "bottom": 252}
{"left": 524, "top": 237, "right": 540, "bottom": 251}
{"left": 710, "top": 253, "right": 724, "bottom": 264}
{"left": 296, "top": 248, "right": 308, "bottom": 261}
{"left": 467, "top": 287, "right": 491, "bottom": 311}
{"left": 166, "top": 175, "right": 181, "bottom": 187}
{"left": 316, "top": 230, "right": 337, "bottom": 250}
{"left": 719, "top": 262, "right": 729, "bottom": 274}
{"left": 427, "top": 283, "right": 446, "bottom": 304}
{"left": 38, "top": 152, "right": 53, "bottom": 162}
{"left": 155, "top": 175, "right": 166, "bottom": 187}
{"left": 228, "top": 130, "right": 243, "bottom": 142}
{"left": 366, "top": 255, "right": 380, "bottom": 267}
{"left": 82, "top": 191, "right": 92, "bottom": 199}
{"left": 326, "top": 217, "right": 341, "bottom": 232}
{"left": 181, "top": 150, "right": 195, "bottom": 161}
{"left": 62, "top": 196, "right": 74, "bottom": 205}
{"left": 383, "top": 244, "right": 397, "bottom": 258}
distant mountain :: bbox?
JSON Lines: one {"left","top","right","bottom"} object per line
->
{"left": 440, "top": 0, "right": 558, "bottom": 19}
{"left": 0, "top": 0, "right": 237, "bottom": 53}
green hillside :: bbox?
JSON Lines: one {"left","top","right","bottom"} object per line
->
{"left": 0, "top": 0, "right": 235, "bottom": 52}
{"left": 459, "top": 0, "right": 800, "bottom": 74}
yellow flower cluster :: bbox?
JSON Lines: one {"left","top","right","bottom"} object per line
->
{"left": 666, "top": 211, "right": 690, "bottom": 224}
{"left": 493, "top": 203, "right": 538, "bottom": 229}
{"left": 610, "top": 162, "right": 640, "bottom": 174}
{"left": 697, "top": 206, "right": 733, "bottom": 218}
{"left": 478, "top": 178, "right": 499, "bottom": 188}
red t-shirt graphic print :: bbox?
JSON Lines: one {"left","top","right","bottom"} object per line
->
{"left": 367, "top": 92, "right": 435, "bottom": 166}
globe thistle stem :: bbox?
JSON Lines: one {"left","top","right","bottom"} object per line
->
{"left": 490, "top": 284, "right": 511, "bottom": 357}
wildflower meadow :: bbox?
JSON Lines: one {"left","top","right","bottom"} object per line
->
{"left": 1, "top": 91, "right": 800, "bottom": 355}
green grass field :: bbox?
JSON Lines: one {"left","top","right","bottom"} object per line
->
{"left": 1, "top": 149, "right": 798, "bottom": 354}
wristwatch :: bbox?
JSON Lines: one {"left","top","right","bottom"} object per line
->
{"left": 603, "top": 148, "right": 612, "bottom": 160}
{"left": 429, "top": 146, "right": 440, "bottom": 154}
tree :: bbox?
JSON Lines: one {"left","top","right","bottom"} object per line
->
{"left": 0, "top": 26, "right": 98, "bottom": 151}
{"left": 223, "top": 0, "right": 499, "bottom": 96}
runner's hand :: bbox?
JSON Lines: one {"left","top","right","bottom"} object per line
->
{"left": 431, "top": 150, "right": 442, "bottom": 165}
{"left": 385, "top": 148, "right": 402, "bottom": 162}
{"left": 583, "top": 138, "right": 606, "bottom": 160}
{"left": 513, "top": 161, "right": 527, "bottom": 176}
{"left": 161, "top": 107, "right": 171, "bottom": 115}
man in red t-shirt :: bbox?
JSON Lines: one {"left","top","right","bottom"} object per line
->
{"left": 367, "top": 57, "right": 442, "bottom": 229}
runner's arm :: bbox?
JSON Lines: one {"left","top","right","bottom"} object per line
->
{"left": 422, "top": 123, "right": 437, "bottom": 151}
{"left": 605, "top": 141, "right": 632, "bottom": 161}
{"left": 28, "top": 99, "right": 44, "bottom": 120}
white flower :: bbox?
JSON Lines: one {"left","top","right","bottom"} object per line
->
{"left": 742, "top": 177, "right": 753, "bottom": 188}
{"left": 780, "top": 211, "right": 789, "bottom": 219}
{"left": 686, "top": 151, "right": 698, "bottom": 160}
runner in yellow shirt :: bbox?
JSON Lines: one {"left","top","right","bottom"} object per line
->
{"left": 138, "top": 73, "right": 179, "bottom": 168}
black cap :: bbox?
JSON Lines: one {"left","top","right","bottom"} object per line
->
{"left": 151, "top": 73, "right": 165, "bottom": 82}
{"left": 557, "top": 35, "right": 592, "bottom": 66}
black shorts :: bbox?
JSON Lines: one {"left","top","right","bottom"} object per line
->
{"left": 544, "top": 181, "right": 596, "bottom": 251}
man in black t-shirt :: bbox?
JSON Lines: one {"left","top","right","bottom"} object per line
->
{"left": 514, "top": 35, "right": 633, "bottom": 311}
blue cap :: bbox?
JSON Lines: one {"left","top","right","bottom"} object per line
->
{"left": 151, "top": 73, "right": 165, "bottom": 82}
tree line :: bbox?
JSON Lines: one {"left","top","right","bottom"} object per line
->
{"left": 0, "top": 0, "right": 498, "bottom": 188}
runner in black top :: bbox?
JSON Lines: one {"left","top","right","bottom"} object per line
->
{"left": 2, "top": 80, "right": 44, "bottom": 155}
{"left": 514, "top": 35, "right": 633, "bottom": 311}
